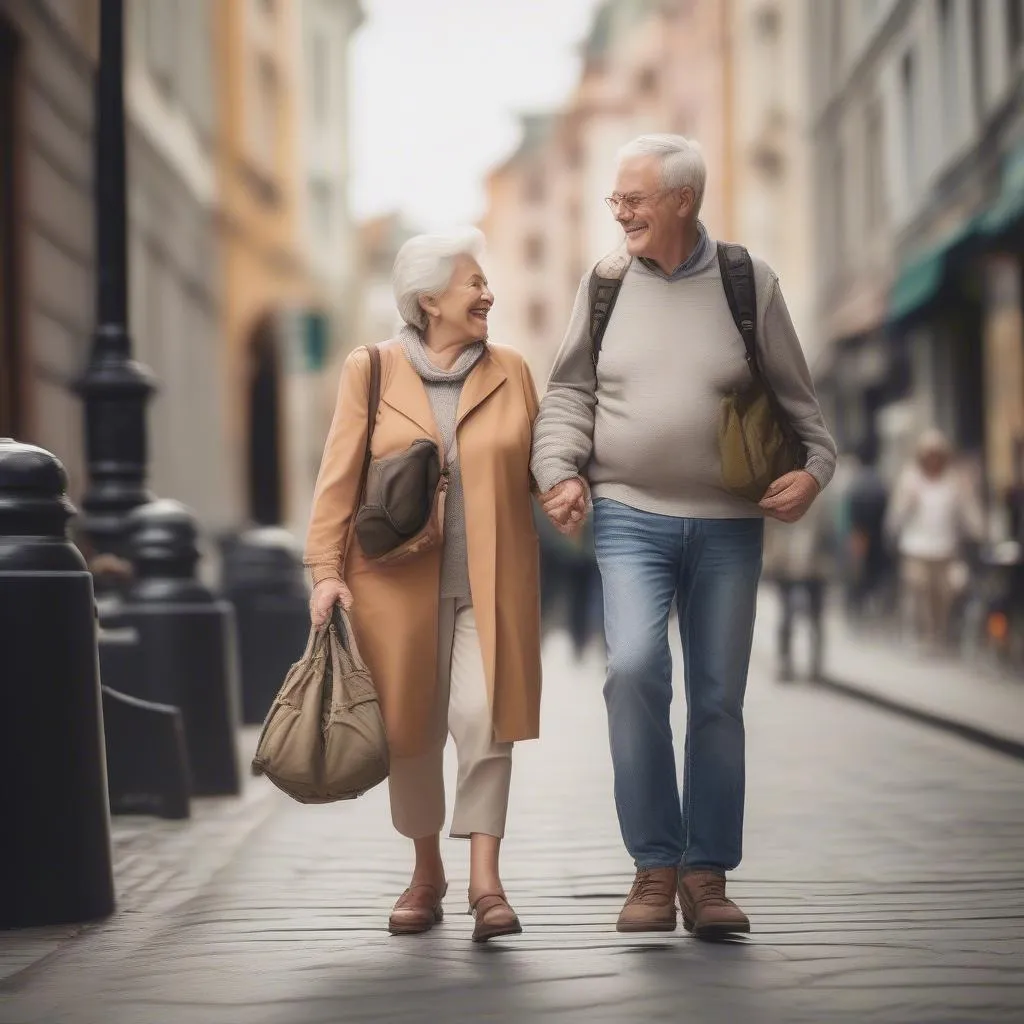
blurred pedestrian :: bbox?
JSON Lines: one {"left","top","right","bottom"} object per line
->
{"left": 531, "top": 134, "right": 836, "bottom": 939}
{"left": 303, "top": 228, "right": 541, "bottom": 942}
{"left": 886, "top": 429, "right": 984, "bottom": 650}
{"left": 843, "top": 440, "right": 891, "bottom": 623}
{"left": 762, "top": 489, "right": 837, "bottom": 681}
{"left": 534, "top": 500, "right": 603, "bottom": 659}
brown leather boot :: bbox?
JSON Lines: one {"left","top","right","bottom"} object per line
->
{"left": 616, "top": 868, "right": 678, "bottom": 933}
{"left": 388, "top": 881, "right": 447, "bottom": 935}
{"left": 678, "top": 869, "right": 749, "bottom": 939}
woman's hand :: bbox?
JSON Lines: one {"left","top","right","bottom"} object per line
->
{"left": 310, "top": 578, "right": 354, "bottom": 627}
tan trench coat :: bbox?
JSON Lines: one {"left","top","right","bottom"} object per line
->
{"left": 303, "top": 340, "right": 543, "bottom": 757}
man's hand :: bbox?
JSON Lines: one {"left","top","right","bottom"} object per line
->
{"left": 540, "top": 477, "right": 589, "bottom": 535}
{"left": 310, "top": 577, "right": 353, "bottom": 626}
{"left": 759, "top": 470, "right": 819, "bottom": 523}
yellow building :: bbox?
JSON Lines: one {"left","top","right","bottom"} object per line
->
{"left": 215, "top": 0, "right": 316, "bottom": 532}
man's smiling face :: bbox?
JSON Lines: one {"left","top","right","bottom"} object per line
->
{"left": 610, "top": 155, "right": 691, "bottom": 260}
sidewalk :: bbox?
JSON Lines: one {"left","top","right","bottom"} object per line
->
{"left": 0, "top": 727, "right": 279, "bottom": 986}
{"left": 753, "top": 588, "right": 1024, "bottom": 756}
{"left": 2, "top": 633, "right": 1023, "bottom": 1023}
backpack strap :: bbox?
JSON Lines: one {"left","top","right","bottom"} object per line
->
{"left": 358, "top": 344, "right": 381, "bottom": 502}
{"left": 717, "top": 242, "right": 807, "bottom": 466}
{"left": 589, "top": 245, "right": 632, "bottom": 365}
{"left": 716, "top": 241, "right": 760, "bottom": 381}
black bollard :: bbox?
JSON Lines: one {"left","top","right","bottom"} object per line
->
{"left": 98, "top": 625, "right": 191, "bottom": 820}
{"left": 221, "top": 527, "right": 310, "bottom": 724}
{"left": 0, "top": 438, "right": 115, "bottom": 928}
{"left": 105, "top": 499, "right": 242, "bottom": 797}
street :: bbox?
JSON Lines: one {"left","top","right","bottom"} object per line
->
{"left": 2, "top": 610, "right": 1023, "bottom": 1024}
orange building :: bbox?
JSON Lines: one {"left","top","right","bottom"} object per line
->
{"left": 214, "top": 0, "right": 317, "bottom": 531}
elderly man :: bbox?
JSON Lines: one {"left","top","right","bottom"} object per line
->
{"left": 531, "top": 134, "right": 836, "bottom": 938}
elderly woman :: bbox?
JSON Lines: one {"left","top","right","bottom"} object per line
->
{"left": 886, "top": 429, "right": 984, "bottom": 648}
{"left": 303, "top": 227, "right": 542, "bottom": 942}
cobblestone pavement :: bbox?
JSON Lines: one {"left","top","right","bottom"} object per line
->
{"left": 2, "top": 619, "right": 1023, "bottom": 1024}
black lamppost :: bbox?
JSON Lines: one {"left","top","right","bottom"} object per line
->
{"left": 72, "top": 0, "right": 241, "bottom": 801}
{"left": 75, "top": 0, "right": 155, "bottom": 563}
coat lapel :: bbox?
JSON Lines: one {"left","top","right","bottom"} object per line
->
{"left": 381, "top": 346, "right": 441, "bottom": 441}
{"left": 457, "top": 349, "right": 508, "bottom": 426}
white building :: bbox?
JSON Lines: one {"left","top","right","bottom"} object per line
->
{"left": 809, "top": 0, "right": 1024, "bottom": 501}
{"left": 282, "top": 0, "right": 364, "bottom": 540}
{"left": 125, "top": 0, "right": 234, "bottom": 533}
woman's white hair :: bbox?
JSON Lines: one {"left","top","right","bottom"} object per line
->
{"left": 392, "top": 226, "right": 486, "bottom": 330}
{"left": 617, "top": 134, "right": 707, "bottom": 215}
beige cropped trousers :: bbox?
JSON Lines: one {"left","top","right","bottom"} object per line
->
{"left": 388, "top": 597, "right": 513, "bottom": 840}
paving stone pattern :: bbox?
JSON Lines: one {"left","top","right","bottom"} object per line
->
{"left": 1, "top": 624, "right": 1023, "bottom": 1024}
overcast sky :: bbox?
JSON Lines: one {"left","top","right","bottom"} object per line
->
{"left": 349, "top": 0, "right": 604, "bottom": 232}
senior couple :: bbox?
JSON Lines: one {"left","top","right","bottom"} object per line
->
{"left": 304, "top": 134, "right": 836, "bottom": 943}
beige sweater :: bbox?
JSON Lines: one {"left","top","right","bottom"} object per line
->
{"left": 531, "top": 240, "right": 836, "bottom": 518}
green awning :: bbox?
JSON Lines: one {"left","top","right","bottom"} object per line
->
{"left": 887, "top": 217, "right": 978, "bottom": 322}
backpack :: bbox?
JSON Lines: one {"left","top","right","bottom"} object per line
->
{"left": 586, "top": 241, "right": 806, "bottom": 501}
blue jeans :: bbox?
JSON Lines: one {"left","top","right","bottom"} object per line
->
{"left": 593, "top": 498, "right": 764, "bottom": 872}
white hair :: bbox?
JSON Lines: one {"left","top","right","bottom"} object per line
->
{"left": 617, "top": 134, "right": 707, "bottom": 215}
{"left": 392, "top": 227, "right": 486, "bottom": 330}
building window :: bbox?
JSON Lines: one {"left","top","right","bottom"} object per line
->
{"left": 901, "top": 49, "right": 918, "bottom": 195}
{"left": 523, "top": 171, "right": 545, "bottom": 204}
{"left": 145, "top": 0, "right": 178, "bottom": 94}
{"left": 755, "top": 2, "right": 780, "bottom": 38}
{"left": 832, "top": 141, "right": 845, "bottom": 276}
{"left": 312, "top": 32, "right": 330, "bottom": 125}
{"left": 970, "top": 0, "right": 986, "bottom": 117}
{"left": 527, "top": 300, "right": 547, "bottom": 334}
{"left": 865, "top": 99, "right": 886, "bottom": 227}
{"left": 309, "top": 180, "right": 333, "bottom": 245}
{"left": 524, "top": 234, "right": 544, "bottom": 266}
{"left": 938, "top": 0, "right": 959, "bottom": 147}
{"left": 637, "top": 67, "right": 658, "bottom": 94}
{"left": 1008, "top": 0, "right": 1023, "bottom": 60}
{"left": 830, "top": 0, "right": 843, "bottom": 83}
{"left": 252, "top": 54, "right": 279, "bottom": 169}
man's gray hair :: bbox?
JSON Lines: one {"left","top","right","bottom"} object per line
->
{"left": 392, "top": 227, "right": 486, "bottom": 330}
{"left": 617, "top": 134, "right": 706, "bottom": 215}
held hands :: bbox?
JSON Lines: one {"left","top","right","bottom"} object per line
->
{"left": 758, "top": 470, "right": 820, "bottom": 523}
{"left": 309, "top": 578, "right": 354, "bottom": 627}
{"left": 540, "top": 477, "right": 589, "bottom": 536}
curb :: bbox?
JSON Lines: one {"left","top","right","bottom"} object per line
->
{"left": 813, "top": 674, "right": 1024, "bottom": 763}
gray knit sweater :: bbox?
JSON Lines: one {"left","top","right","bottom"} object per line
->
{"left": 401, "top": 327, "right": 485, "bottom": 599}
{"left": 531, "top": 230, "right": 837, "bottom": 518}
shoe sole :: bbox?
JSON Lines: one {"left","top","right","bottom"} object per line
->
{"left": 682, "top": 915, "right": 750, "bottom": 940}
{"left": 388, "top": 907, "right": 444, "bottom": 936}
{"left": 616, "top": 919, "right": 677, "bottom": 933}
{"left": 472, "top": 920, "right": 523, "bottom": 943}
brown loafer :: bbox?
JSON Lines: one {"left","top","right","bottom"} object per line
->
{"left": 388, "top": 881, "right": 447, "bottom": 935}
{"left": 469, "top": 892, "right": 522, "bottom": 943}
{"left": 678, "top": 869, "right": 749, "bottom": 939}
{"left": 616, "top": 867, "right": 678, "bottom": 933}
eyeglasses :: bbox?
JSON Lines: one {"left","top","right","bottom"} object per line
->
{"left": 604, "top": 188, "right": 672, "bottom": 213}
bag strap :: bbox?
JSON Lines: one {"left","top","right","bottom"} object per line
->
{"left": 716, "top": 241, "right": 760, "bottom": 382}
{"left": 330, "top": 604, "right": 367, "bottom": 673}
{"left": 358, "top": 344, "right": 382, "bottom": 503}
{"left": 589, "top": 246, "right": 632, "bottom": 365}
{"left": 717, "top": 241, "right": 806, "bottom": 462}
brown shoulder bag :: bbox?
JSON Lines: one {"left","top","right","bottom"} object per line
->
{"left": 353, "top": 344, "right": 449, "bottom": 564}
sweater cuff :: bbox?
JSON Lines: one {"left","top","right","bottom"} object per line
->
{"left": 307, "top": 562, "right": 344, "bottom": 586}
{"left": 803, "top": 452, "right": 835, "bottom": 492}
{"left": 532, "top": 459, "right": 580, "bottom": 495}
